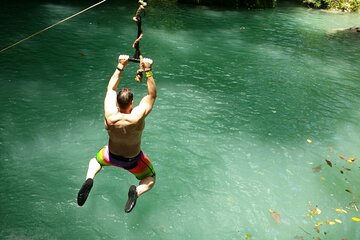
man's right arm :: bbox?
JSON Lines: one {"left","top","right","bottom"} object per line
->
{"left": 138, "top": 58, "right": 156, "bottom": 117}
{"left": 104, "top": 55, "right": 129, "bottom": 119}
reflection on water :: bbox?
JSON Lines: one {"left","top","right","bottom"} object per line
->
{"left": 0, "top": 1, "right": 360, "bottom": 240}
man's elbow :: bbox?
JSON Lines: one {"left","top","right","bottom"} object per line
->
{"left": 148, "top": 90, "right": 156, "bottom": 100}
{"left": 107, "top": 86, "right": 116, "bottom": 92}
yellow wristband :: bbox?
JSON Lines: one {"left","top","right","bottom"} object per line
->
{"left": 145, "top": 71, "right": 153, "bottom": 78}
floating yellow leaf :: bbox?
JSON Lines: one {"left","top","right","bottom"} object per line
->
{"left": 315, "top": 221, "right": 323, "bottom": 227}
{"left": 352, "top": 217, "right": 360, "bottom": 222}
{"left": 308, "top": 208, "right": 321, "bottom": 218}
{"left": 335, "top": 208, "right": 348, "bottom": 214}
{"left": 327, "top": 221, "right": 336, "bottom": 225}
{"left": 269, "top": 209, "right": 281, "bottom": 224}
{"left": 311, "top": 208, "right": 321, "bottom": 214}
{"left": 245, "top": 233, "right": 252, "bottom": 239}
{"left": 307, "top": 139, "right": 312, "bottom": 144}
{"left": 347, "top": 157, "right": 356, "bottom": 163}
{"left": 335, "top": 219, "right": 342, "bottom": 223}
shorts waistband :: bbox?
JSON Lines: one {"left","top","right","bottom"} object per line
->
{"left": 108, "top": 151, "right": 142, "bottom": 162}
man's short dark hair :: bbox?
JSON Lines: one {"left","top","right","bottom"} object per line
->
{"left": 117, "top": 88, "right": 133, "bottom": 109}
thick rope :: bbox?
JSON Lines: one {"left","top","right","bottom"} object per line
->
{"left": 132, "top": 18, "right": 143, "bottom": 60}
{"left": 131, "top": 0, "right": 148, "bottom": 82}
{"left": 0, "top": 0, "right": 106, "bottom": 54}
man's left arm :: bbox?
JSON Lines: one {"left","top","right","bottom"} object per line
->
{"left": 137, "top": 58, "right": 156, "bottom": 117}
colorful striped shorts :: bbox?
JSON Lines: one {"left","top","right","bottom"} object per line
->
{"left": 96, "top": 145, "right": 156, "bottom": 180}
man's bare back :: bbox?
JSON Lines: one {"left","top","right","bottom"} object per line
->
{"left": 105, "top": 106, "right": 145, "bottom": 157}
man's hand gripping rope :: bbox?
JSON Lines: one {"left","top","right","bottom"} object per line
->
{"left": 118, "top": 55, "right": 153, "bottom": 83}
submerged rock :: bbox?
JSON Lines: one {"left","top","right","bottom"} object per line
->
{"left": 327, "top": 26, "right": 360, "bottom": 40}
{"left": 331, "top": 26, "right": 360, "bottom": 34}
{"left": 342, "top": 26, "right": 360, "bottom": 33}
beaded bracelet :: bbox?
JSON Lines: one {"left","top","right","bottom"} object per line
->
{"left": 145, "top": 71, "right": 153, "bottom": 78}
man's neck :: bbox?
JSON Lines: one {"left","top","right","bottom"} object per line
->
{"left": 119, "top": 107, "right": 132, "bottom": 114}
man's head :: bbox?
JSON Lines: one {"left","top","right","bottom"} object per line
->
{"left": 117, "top": 88, "right": 134, "bottom": 113}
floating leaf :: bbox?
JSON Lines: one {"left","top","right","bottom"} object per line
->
{"left": 327, "top": 221, "right": 336, "bottom": 225}
{"left": 312, "top": 165, "right": 322, "bottom": 173}
{"left": 351, "top": 217, "right": 360, "bottom": 222}
{"left": 307, "top": 139, "right": 312, "bottom": 144}
{"left": 339, "top": 155, "right": 345, "bottom": 160}
{"left": 325, "top": 159, "right": 333, "bottom": 167}
{"left": 308, "top": 208, "right": 321, "bottom": 218}
{"left": 345, "top": 189, "right": 352, "bottom": 194}
{"left": 347, "top": 157, "right": 356, "bottom": 163}
{"left": 335, "top": 219, "right": 342, "bottom": 223}
{"left": 314, "top": 226, "right": 320, "bottom": 233}
{"left": 335, "top": 208, "right": 348, "bottom": 214}
{"left": 245, "top": 233, "right": 252, "bottom": 239}
{"left": 315, "top": 221, "right": 323, "bottom": 227}
{"left": 349, "top": 201, "right": 359, "bottom": 212}
{"left": 269, "top": 209, "right": 281, "bottom": 224}
{"left": 312, "top": 208, "right": 321, "bottom": 214}
{"left": 340, "top": 167, "right": 351, "bottom": 174}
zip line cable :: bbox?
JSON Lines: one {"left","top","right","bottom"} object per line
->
{"left": 0, "top": 0, "right": 107, "bottom": 54}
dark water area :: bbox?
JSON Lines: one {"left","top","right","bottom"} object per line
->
{"left": 1, "top": 1, "right": 360, "bottom": 239}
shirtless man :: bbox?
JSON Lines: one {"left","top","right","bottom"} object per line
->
{"left": 77, "top": 55, "right": 156, "bottom": 213}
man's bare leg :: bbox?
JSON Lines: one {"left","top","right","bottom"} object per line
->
{"left": 125, "top": 176, "right": 155, "bottom": 213}
{"left": 77, "top": 158, "right": 102, "bottom": 206}
{"left": 86, "top": 157, "right": 102, "bottom": 179}
{"left": 137, "top": 176, "right": 156, "bottom": 197}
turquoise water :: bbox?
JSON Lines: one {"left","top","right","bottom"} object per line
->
{"left": 1, "top": 1, "right": 360, "bottom": 239}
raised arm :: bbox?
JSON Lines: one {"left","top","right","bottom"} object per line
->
{"left": 137, "top": 57, "right": 157, "bottom": 117}
{"left": 104, "top": 55, "right": 129, "bottom": 118}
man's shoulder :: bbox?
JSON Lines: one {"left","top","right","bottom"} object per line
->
{"left": 106, "top": 112, "right": 122, "bottom": 122}
{"left": 131, "top": 105, "right": 147, "bottom": 117}
{"left": 105, "top": 112, "right": 129, "bottom": 126}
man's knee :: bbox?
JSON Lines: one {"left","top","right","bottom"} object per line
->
{"left": 89, "top": 158, "right": 102, "bottom": 170}
{"left": 140, "top": 175, "right": 156, "bottom": 186}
